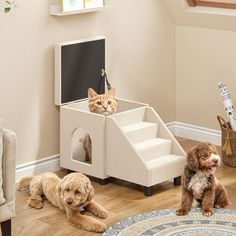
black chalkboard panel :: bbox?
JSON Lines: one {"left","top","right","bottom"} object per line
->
{"left": 61, "top": 39, "right": 105, "bottom": 104}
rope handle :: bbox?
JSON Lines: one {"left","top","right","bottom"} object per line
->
{"left": 101, "top": 69, "right": 112, "bottom": 91}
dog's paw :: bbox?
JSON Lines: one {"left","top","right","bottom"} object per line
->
{"left": 203, "top": 210, "right": 213, "bottom": 217}
{"left": 176, "top": 209, "right": 189, "bottom": 216}
{"left": 92, "top": 222, "right": 107, "bottom": 233}
{"left": 28, "top": 199, "right": 43, "bottom": 209}
{"left": 97, "top": 210, "right": 108, "bottom": 219}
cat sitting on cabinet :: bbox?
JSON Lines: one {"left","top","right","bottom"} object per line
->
{"left": 88, "top": 87, "right": 117, "bottom": 116}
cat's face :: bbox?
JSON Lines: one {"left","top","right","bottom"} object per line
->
{"left": 88, "top": 88, "right": 118, "bottom": 115}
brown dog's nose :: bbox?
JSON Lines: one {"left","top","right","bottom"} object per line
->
{"left": 213, "top": 158, "right": 219, "bottom": 164}
{"left": 66, "top": 198, "right": 73, "bottom": 205}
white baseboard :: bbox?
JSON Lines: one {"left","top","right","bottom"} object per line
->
{"left": 16, "top": 155, "right": 61, "bottom": 182}
{"left": 167, "top": 121, "right": 221, "bottom": 146}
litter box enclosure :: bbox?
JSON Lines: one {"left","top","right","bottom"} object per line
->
{"left": 60, "top": 99, "right": 147, "bottom": 179}
{"left": 55, "top": 37, "right": 186, "bottom": 195}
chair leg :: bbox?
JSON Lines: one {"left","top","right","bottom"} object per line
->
{"left": 1, "top": 219, "right": 11, "bottom": 236}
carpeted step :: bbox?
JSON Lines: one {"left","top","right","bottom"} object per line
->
{"left": 134, "top": 138, "right": 172, "bottom": 161}
{"left": 122, "top": 122, "right": 158, "bottom": 144}
{"left": 145, "top": 154, "right": 186, "bottom": 185}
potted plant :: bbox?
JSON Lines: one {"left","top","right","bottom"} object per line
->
{"left": 4, "top": 0, "right": 17, "bottom": 13}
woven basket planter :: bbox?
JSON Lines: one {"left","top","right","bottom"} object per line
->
{"left": 217, "top": 115, "right": 236, "bottom": 167}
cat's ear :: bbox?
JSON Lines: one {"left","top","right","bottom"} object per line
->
{"left": 88, "top": 88, "right": 97, "bottom": 98}
{"left": 108, "top": 87, "right": 116, "bottom": 97}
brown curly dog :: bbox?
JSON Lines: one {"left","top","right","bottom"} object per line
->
{"left": 18, "top": 172, "right": 108, "bottom": 232}
{"left": 176, "top": 142, "right": 231, "bottom": 217}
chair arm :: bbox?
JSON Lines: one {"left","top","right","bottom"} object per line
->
{"left": 2, "top": 129, "right": 16, "bottom": 203}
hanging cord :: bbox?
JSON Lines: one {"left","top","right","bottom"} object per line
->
{"left": 101, "top": 69, "right": 112, "bottom": 91}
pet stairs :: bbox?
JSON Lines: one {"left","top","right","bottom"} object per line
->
{"left": 106, "top": 106, "right": 186, "bottom": 196}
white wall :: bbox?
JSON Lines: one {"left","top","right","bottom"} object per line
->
{"left": 0, "top": 0, "right": 175, "bottom": 165}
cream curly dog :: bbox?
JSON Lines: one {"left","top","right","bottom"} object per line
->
{"left": 18, "top": 172, "right": 108, "bottom": 232}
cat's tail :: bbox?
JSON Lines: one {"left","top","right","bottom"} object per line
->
{"left": 17, "top": 176, "right": 34, "bottom": 191}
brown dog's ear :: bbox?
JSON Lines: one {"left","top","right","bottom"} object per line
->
{"left": 56, "top": 185, "right": 61, "bottom": 195}
{"left": 187, "top": 145, "right": 199, "bottom": 171}
{"left": 57, "top": 179, "right": 64, "bottom": 198}
{"left": 85, "top": 180, "right": 94, "bottom": 202}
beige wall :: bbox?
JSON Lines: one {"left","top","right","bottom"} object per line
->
{"left": 165, "top": 0, "right": 236, "bottom": 130}
{"left": 0, "top": 0, "right": 175, "bottom": 165}
{"left": 175, "top": 26, "right": 236, "bottom": 130}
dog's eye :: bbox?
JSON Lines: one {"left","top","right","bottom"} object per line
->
{"left": 75, "top": 190, "right": 81, "bottom": 195}
{"left": 198, "top": 151, "right": 207, "bottom": 158}
{"left": 201, "top": 155, "right": 208, "bottom": 160}
{"left": 65, "top": 188, "right": 70, "bottom": 192}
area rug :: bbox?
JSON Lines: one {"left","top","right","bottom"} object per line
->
{"left": 102, "top": 208, "right": 236, "bottom": 236}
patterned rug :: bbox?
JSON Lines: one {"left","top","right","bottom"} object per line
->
{"left": 102, "top": 208, "right": 236, "bottom": 236}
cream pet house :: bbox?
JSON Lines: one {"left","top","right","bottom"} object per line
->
{"left": 55, "top": 37, "right": 186, "bottom": 195}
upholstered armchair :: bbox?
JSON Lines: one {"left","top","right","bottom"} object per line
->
{"left": 0, "top": 121, "right": 16, "bottom": 236}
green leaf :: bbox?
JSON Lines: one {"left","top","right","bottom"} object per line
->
{"left": 4, "top": 7, "right": 11, "bottom": 13}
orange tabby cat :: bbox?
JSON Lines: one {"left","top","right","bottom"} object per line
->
{"left": 88, "top": 87, "right": 118, "bottom": 115}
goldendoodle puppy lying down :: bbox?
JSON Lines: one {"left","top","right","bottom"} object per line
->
{"left": 18, "top": 172, "right": 108, "bottom": 233}
{"left": 176, "top": 142, "right": 230, "bottom": 217}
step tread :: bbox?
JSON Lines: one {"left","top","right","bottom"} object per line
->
{"left": 134, "top": 138, "right": 171, "bottom": 151}
{"left": 145, "top": 154, "right": 185, "bottom": 169}
{"left": 122, "top": 121, "right": 157, "bottom": 133}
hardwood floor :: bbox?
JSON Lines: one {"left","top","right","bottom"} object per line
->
{"left": 8, "top": 138, "right": 236, "bottom": 235}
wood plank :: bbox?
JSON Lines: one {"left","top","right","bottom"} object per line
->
{"left": 187, "top": 0, "right": 236, "bottom": 9}
{"left": 186, "top": 0, "right": 197, "bottom": 6}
